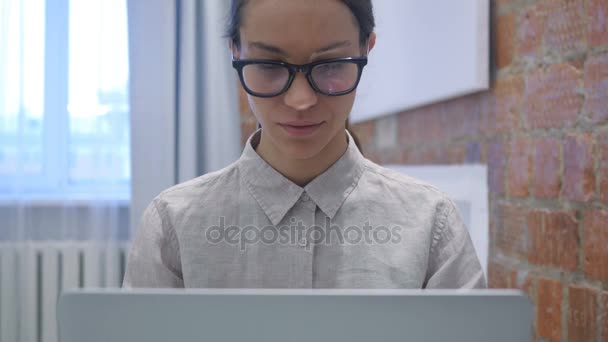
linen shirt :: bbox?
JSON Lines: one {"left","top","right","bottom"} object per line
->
{"left": 123, "top": 129, "right": 486, "bottom": 289}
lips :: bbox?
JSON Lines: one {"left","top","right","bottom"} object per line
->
{"left": 278, "top": 121, "right": 324, "bottom": 137}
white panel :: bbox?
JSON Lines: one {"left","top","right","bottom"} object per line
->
{"left": 177, "top": 0, "right": 199, "bottom": 183}
{"left": 83, "top": 244, "right": 101, "bottom": 287}
{"left": 19, "top": 244, "right": 38, "bottom": 342}
{"left": 351, "top": 0, "right": 489, "bottom": 123}
{"left": 40, "top": 246, "right": 59, "bottom": 342}
{"left": 127, "top": 0, "right": 177, "bottom": 233}
{"left": 61, "top": 245, "right": 80, "bottom": 291}
{"left": 1, "top": 244, "right": 18, "bottom": 342}
{"left": 200, "top": 0, "right": 241, "bottom": 173}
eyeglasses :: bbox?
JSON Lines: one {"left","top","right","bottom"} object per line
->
{"left": 232, "top": 56, "right": 368, "bottom": 98}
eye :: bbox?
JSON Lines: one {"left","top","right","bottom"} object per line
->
{"left": 316, "top": 62, "right": 346, "bottom": 73}
{"left": 258, "top": 64, "right": 283, "bottom": 72}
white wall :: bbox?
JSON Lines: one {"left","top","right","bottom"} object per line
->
{"left": 351, "top": 0, "right": 489, "bottom": 123}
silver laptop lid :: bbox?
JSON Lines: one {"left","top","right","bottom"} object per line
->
{"left": 58, "top": 289, "right": 532, "bottom": 342}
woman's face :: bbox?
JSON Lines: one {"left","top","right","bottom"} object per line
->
{"left": 234, "top": 0, "right": 374, "bottom": 160}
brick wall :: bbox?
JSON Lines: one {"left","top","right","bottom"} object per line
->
{"left": 238, "top": 0, "right": 607, "bottom": 340}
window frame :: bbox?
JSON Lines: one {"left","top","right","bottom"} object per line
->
{"left": 0, "top": 0, "right": 130, "bottom": 201}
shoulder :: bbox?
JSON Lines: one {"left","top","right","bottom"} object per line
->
{"left": 153, "top": 161, "right": 241, "bottom": 210}
{"left": 359, "top": 158, "right": 453, "bottom": 207}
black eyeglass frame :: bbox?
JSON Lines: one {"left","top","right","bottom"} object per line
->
{"left": 231, "top": 57, "right": 368, "bottom": 98}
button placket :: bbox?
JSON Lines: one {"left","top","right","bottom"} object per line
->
{"left": 298, "top": 236, "right": 308, "bottom": 248}
{"left": 286, "top": 198, "right": 316, "bottom": 287}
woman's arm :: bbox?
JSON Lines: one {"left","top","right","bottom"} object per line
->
{"left": 122, "top": 198, "right": 184, "bottom": 288}
{"left": 423, "top": 199, "right": 487, "bottom": 289}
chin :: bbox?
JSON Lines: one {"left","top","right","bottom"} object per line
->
{"left": 278, "top": 139, "right": 327, "bottom": 160}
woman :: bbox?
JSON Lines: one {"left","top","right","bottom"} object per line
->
{"left": 123, "top": 0, "right": 486, "bottom": 289}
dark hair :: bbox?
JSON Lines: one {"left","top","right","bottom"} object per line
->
{"left": 226, "top": 0, "right": 375, "bottom": 49}
{"left": 228, "top": 0, "right": 374, "bottom": 153}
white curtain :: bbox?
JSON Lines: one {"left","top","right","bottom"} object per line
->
{"left": 0, "top": 0, "right": 131, "bottom": 341}
{"left": 127, "top": 0, "right": 241, "bottom": 232}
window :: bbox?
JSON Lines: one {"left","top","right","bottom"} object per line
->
{"left": 0, "top": 0, "right": 130, "bottom": 200}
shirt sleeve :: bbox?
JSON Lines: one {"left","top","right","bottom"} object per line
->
{"left": 423, "top": 199, "right": 487, "bottom": 289}
{"left": 122, "top": 198, "right": 184, "bottom": 288}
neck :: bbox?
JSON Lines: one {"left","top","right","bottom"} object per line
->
{"left": 255, "top": 130, "right": 348, "bottom": 187}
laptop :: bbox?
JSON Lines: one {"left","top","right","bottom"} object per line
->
{"left": 57, "top": 289, "right": 532, "bottom": 342}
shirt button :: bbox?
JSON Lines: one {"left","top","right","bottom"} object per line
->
{"left": 298, "top": 237, "right": 308, "bottom": 247}
{"left": 301, "top": 193, "right": 310, "bottom": 202}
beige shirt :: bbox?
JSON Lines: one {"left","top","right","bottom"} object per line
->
{"left": 123, "top": 129, "right": 486, "bottom": 289}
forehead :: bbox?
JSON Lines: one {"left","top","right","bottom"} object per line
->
{"left": 239, "top": 0, "right": 360, "bottom": 57}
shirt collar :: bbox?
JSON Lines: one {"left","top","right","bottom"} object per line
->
{"left": 238, "top": 128, "right": 365, "bottom": 226}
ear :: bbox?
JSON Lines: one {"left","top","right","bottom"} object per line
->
{"left": 229, "top": 40, "right": 240, "bottom": 58}
{"left": 367, "top": 32, "right": 377, "bottom": 54}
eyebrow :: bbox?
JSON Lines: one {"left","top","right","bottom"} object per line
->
{"left": 248, "top": 40, "right": 352, "bottom": 57}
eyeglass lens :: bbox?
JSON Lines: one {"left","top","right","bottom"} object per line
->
{"left": 241, "top": 61, "right": 359, "bottom": 95}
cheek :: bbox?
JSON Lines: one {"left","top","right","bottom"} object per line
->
{"left": 247, "top": 97, "right": 275, "bottom": 123}
{"left": 322, "top": 94, "right": 356, "bottom": 123}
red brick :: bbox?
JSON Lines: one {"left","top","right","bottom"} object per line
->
{"left": 518, "top": 3, "right": 546, "bottom": 59}
{"left": 465, "top": 141, "right": 482, "bottom": 163}
{"left": 496, "top": 12, "right": 516, "bottom": 69}
{"left": 350, "top": 120, "right": 375, "bottom": 151}
{"left": 583, "top": 52, "right": 608, "bottom": 124}
{"left": 537, "top": 277, "right": 563, "bottom": 342}
{"left": 489, "top": 201, "right": 497, "bottom": 249}
{"left": 506, "top": 138, "right": 532, "bottom": 198}
{"left": 563, "top": 134, "right": 595, "bottom": 202}
{"left": 483, "top": 76, "right": 523, "bottom": 135}
{"left": 374, "top": 148, "right": 402, "bottom": 165}
{"left": 583, "top": 210, "right": 608, "bottom": 282}
{"left": 365, "top": 150, "right": 382, "bottom": 164}
{"left": 400, "top": 148, "right": 415, "bottom": 165}
{"left": 511, "top": 269, "right": 535, "bottom": 301}
{"left": 526, "top": 209, "right": 543, "bottom": 262}
{"left": 600, "top": 132, "right": 608, "bottom": 204}
{"left": 526, "top": 208, "right": 542, "bottom": 262}
{"left": 529, "top": 210, "right": 579, "bottom": 271}
{"left": 440, "top": 94, "right": 483, "bottom": 141}
{"left": 398, "top": 111, "right": 418, "bottom": 146}
{"left": 527, "top": 208, "right": 543, "bottom": 230}
{"left": 588, "top": 0, "right": 608, "bottom": 48}
{"left": 400, "top": 149, "right": 425, "bottom": 165}
{"left": 602, "top": 293, "right": 608, "bottom": 342}
{"left": 524, "top": 63, "right": 582, "bottom": 130}
{"left": 398, "top": 105, "right": 442, "bottom": 146}
{"left": 487, "top": 141, "right": 507, "bottom": 195}
{"left": 496, "top": 204, "right": 528, "bottom": 258}
{"left": 568, "top": 286, "right": 598, "bottom": 342}
{"left": 543, "top": 0, "right": 587, "bottom": 54}
{"left": 416, "top": 146, "right": 441, "bottom": 164}
{"left": 533, "top": 138, "right": 562, "bottom": 199}
{"left": 400, "top": 148, "right": 438, "bottom": 166}
{"left": 488, "top": 261, "right": 512, "bottom": 289}
{"left": 439, "top": 143, "right": 467, "bottom": 164}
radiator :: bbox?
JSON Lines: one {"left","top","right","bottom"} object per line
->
{"left": 0, "top": 242, "right": 130, "bottom": 342}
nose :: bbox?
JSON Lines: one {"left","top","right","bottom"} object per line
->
{"left": 283, "top": 73, "right": 318, "bottom": 111}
